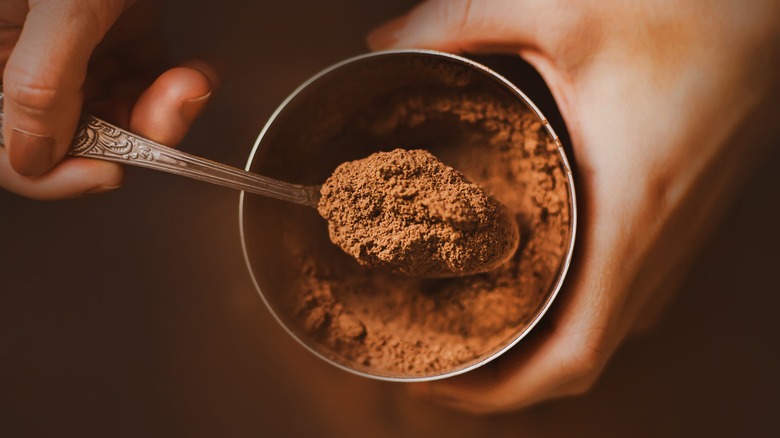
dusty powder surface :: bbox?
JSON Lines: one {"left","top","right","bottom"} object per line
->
{"left": 282, "top": 91, "right": 572, "bottom": 377}
{"left": 318, "top": 148, "right": 519, "bottom": 277}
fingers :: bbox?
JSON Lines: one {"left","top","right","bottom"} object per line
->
{"left": 367, "top": 0, "right": 543, "bottom": 53}
{"left": 415, "top": 327, "right": 610, "bottom": 414}
{"left": 3, "top": 0, "right": 128, "bottom": 176}
{"left": 0, "top": 63, "right": 217, "bottom": 200}
{"left": 415, "top": 332, "right": 606, "bottom": 414}
{"left": 412, "top": 249, "right": 623, "bottom": 414}
{"left": 410, "top": 201, "right": 642, "bottom": 414}
{"left": 130, "top": 66, "right": 214, "bottom": 146}
{"left": 0, "top": 150, "right": 122, "bottom": 200}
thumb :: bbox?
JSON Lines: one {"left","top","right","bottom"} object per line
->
{"left": 367, "top": 0, "right": 544, "bottom": 54}
{"left": 3, "top": 0, "right": 128, "bottom": 177}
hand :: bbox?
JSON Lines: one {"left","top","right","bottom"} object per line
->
{"left": 0, "top": 0, "right": 219, "bottom": 199}
{"left": 369, "top": 0, "right": 780, "bottom": 413}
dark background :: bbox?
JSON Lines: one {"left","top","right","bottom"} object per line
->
{"left": 1, "top": 1, "right": 778, "bottom": 436}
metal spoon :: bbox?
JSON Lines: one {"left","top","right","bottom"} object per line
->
{"left": 0, "top": 92, "right": 321, "bottom": 208}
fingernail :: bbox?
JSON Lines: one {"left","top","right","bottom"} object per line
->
{"left": 84, "top": 184, "right": 122, "bottom": 195}
{"left": 8, "top": 128, "right": 57, "bottom": 177}
{"left": 180, "top": 90, "right": 212, "bottom": 122}
{"left": 181, "top": 57, "right": 227, "bottom": 91}
{"left": 367, "top": 15, "right": 409, "bottom": 50}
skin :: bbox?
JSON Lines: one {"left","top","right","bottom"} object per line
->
{"left": 368, "top": 0, "right": 780, "bottom": 413}
{"left": 0, "top": 0, "right": 219, "bottom": 199}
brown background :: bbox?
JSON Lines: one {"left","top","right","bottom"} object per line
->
{"left": 1, "top": 1, "right": 778, "bottom": 436}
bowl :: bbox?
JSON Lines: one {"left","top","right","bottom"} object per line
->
{"left": 240, "top": 50, "right": 576, "bottom": 381}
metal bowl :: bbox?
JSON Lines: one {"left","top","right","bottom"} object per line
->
{"left": 239, "top": 50, "right": 577, "bottom": 381}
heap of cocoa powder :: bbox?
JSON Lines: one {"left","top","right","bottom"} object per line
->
{"left": 318, "top": 148, "right": 519, "bottom": 277}
{"left": 282, "top": 90, "right": 572, "bottom": 377}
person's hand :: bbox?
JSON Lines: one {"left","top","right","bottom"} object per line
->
{"left": 369, "top": 0, "right": 780, "bottom": 413}
{"left": 0, "top": 0, "right": 218, "bottom": 199}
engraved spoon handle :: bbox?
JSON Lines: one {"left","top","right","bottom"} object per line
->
{"left": 0, "top": 92, "right": 320, "bottom": 208}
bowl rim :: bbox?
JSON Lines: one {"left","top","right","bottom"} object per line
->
{"left": 238, "top": 49, "right": 578, "bottom": 382}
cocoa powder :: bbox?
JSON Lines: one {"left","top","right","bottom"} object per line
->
{"left": 283, "top": 90, "right": 572, "bottom": 377}
{"left": 318, "top": 148, "right": 519, "bottom": 277}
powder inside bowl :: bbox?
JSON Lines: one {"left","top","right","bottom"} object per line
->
{"left": 275, "top": 91, "right": 572, "bottom": 377}
{"left": 317, "top": 148, "right": 519, "bottom": 277}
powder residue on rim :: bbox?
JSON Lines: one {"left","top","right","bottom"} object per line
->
{"left": 318, "top": 148, "right": 519, "bottom": 277}
{"left": 283, "top": 91, "right": 572, "bottom": 377}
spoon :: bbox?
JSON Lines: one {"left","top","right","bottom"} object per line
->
{"left": 0, "top": 94, "right": 321, "bottom": 208}
{"left": 0, "top": 93, "right": 518, "bottom": 277}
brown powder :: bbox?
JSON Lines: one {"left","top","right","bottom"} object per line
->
{"left": 318, "top": 148, "right": 519, "bottom": 277}
{"left": 281, "top": 90, "right": 572, "bottom": 378}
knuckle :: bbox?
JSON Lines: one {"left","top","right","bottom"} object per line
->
{"left": 563, "top": 328, "right": 609, "bottom": 378}
{"left": 570, "top": 344, "right": 601, "bottom": 373}
{"left": 569, "top": 372, "right": 600, "bottom": 396}
{"left": 540, "top": 6, "right": 604, "bottom": 70}
{"left": 79, "top": 0, "right": 125, "bottom": 33}
{"left": 3, "top": 70, "right": 62, "bottom": 114}
{"left": 38, "top": 0, "right": 125, "bottom": 37}
{"left": 438, "top": 0, "right": 476, "bottom": 34}
{"left": 645, "top": 165, "right": 677, "bottom": 213}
